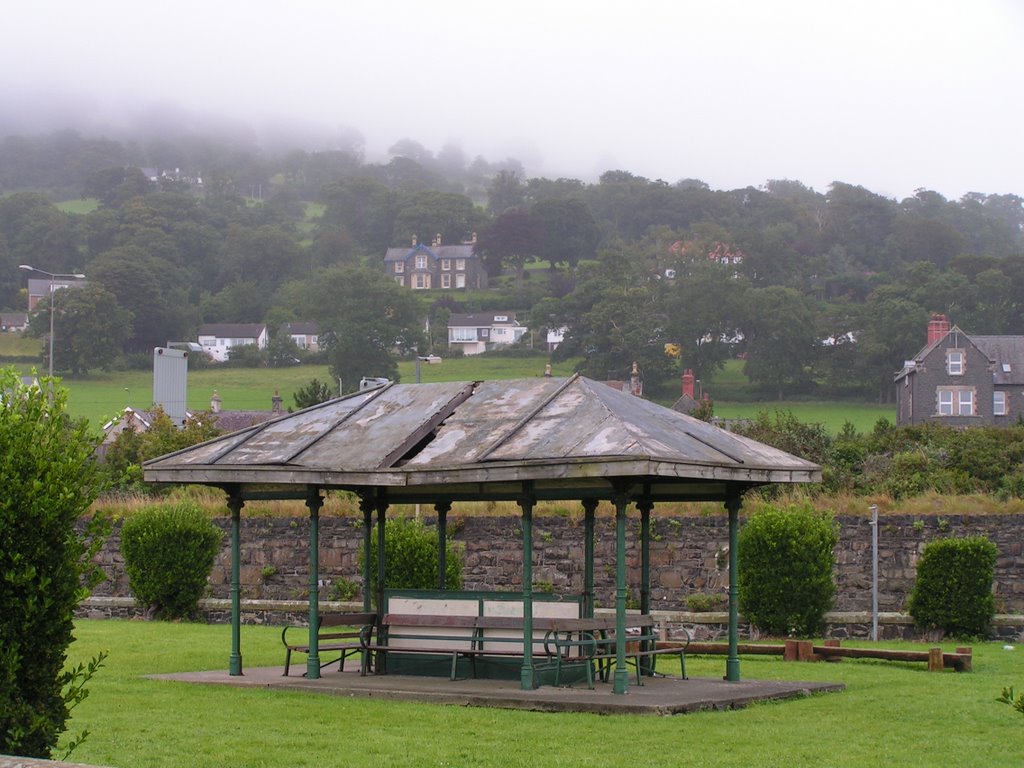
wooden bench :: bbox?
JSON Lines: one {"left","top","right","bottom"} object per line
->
{"left": 363, "top": 614, "right": 580, "bottom": 681}
{"left": 281, "top": 612, "right": 376, "bottom": 677}
{"left": 548, "top": 615, "right": 690, "bottom": 687}
{"left": 362, "top": 613, "right": 482, "bottom": 680}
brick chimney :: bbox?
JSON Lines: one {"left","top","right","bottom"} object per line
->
{"left": 682, "top": 369, "right": 695, "bottom": 398}
{"left": 927, "top": 314, "right": 950, "bottom": 345}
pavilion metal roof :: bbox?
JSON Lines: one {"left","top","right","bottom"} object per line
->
{"left": 143, "top": 375, "right": 820, "bottom": 503}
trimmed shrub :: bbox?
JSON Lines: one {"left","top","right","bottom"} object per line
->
{"left": 0, "top": 370, "right": 107, "bottom": 759}
{"left": 737, "top": 502, "right": 838, "bottom": 637}
{"left": 907, "top": 536, "right": 997, "bottom": 638}
{"left": 121, "top": 502, "right": 223, "bottom": 619}
{"left": 364, "top": 517, "right": 462, "bottom": 600}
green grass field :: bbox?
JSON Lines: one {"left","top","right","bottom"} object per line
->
{"left": 62, "top": 620, "right": 1022, "bottom": 768}
{"left": 54, "top": 197, "right": 100, "bottom": 215}
{"left": 0, "top": 330, "right": 894, "bottom": 435}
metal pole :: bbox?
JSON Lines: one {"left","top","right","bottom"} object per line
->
{"left": 870, "top": 504, "right": 879, "bottom": 642}
{"left": 47, "top": 279, "right": 54, "bottom": 379}
{"left": 726, "top": 490, "right": 741, "bottom": 682}
{"left": 436, "top": 501, "right": 450, "bottom": 590}
{"left": 612, "top": 495, "right": 630, "bottom": 694}
{"left": 306, "top": 491, "right": 323, "bottom": 679}
{"left": 519, "top": 494, "right": 535, "bottom": 690}
{"left": 582, "top": 499, "right": 597, "bottom": 619}
{"left": 227, "top": 494, "right": 244, "bottom": 676}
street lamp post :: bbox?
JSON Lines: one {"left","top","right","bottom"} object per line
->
{"left": 19, "top": 265, "right": 86, "bottom": 380}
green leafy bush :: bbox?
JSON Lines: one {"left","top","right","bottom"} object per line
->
{"left": 907, "top": 536, "right": 997, "bottom": 638}
{"left": 120, "top": 502, "right": 223, "bottom": 619}
{"left": 0, "top": 370, "right": 108, "bottom": 758}
{"left": 737, "top": 502, "right": 838, "bottom": 637}
{"left": 363, "top": 517, "right": 462, "bottom": 600}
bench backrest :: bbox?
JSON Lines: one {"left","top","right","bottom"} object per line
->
{"left": 382, "top": 613, "right": 477, "bottom": 650}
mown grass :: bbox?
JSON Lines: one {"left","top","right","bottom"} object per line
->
{"left": 63, "top": 620, "right": 1022, "bottom": 768}
{"left": 0, "top": 328, "right": 895, "bottom": 435}
{"left": 54, "top": 197, "right": 100, "bottom": 215}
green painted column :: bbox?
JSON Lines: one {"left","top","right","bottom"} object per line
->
{"left": 360, "top": 498, "right": 373, "bottom": 613}
{"left": 612, "top": 495, "right": 630, "bottom": 695}
{"left": 227, "top": 494, "right": 244, "bottom": 676}
{"left": 726, "top": 490, "right": 742, "bottom": 682}
{"left": 519, "top": 495, "right": 535, "bottom": 690}
{"left": 375, "top": 499, "right": 389, "bottom": 673}
{"left": 306, "top": 490, "right": 323, "bottom": 679}
{"left": 436, "top": 501, "right": 451, "bottom": 590}
{"left": 638, "top": 500, "right": 652, "bottom": 616}
{"left": 582, "top": 499, "right": 597, "bottom": 619}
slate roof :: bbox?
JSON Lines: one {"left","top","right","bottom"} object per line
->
{"left": 971, "top": 336, "right": 1024, "bottom": 385}
{"left": 144, "top": 376, "right": 820, "bottom": 503}
{"left": 197, "top": 323, "right": 266, "bottom": 338}
{"left": 384, "top": 243, "right": 475, "bottom": 262}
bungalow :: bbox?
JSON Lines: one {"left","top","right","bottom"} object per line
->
{"left": 197, "top": 323, "right": 268, "bottom": 363}
{"left": 0, "top": 312, "right": 28, "bottom": 332}
{"left": 281, "top": 322, "right": 320, "bottom": 353}
{"left": 895, "top": 314, "right": 1024, "bottom": 427}
{"left": 26, "top": 277, "right": 86, "bottom": 311}
{"left": 448, "top": 312, "right": 528, "bottom": 356}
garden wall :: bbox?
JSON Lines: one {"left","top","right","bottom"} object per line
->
{"left": 88, "top": 511, "right": 1024, "bottom": 618}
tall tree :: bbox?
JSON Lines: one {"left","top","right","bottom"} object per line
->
{"left": 474, "top": 209, "right": 544, "bottom": 287}
{"left": 741, "top": 286, "right": 819, "bottom": 399}
{"left": 302, "top": 266, "right": 424, "bottom": 393}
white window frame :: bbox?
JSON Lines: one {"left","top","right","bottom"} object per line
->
{"left": 994, "top": 391, "right": 1007, "bottom": 416}
{"left": 455, "top": 273, "right": 466, "bottom": 289}
{"left": 441, "top": 259, "right": 451, "bottom": 271}
{"left": 455, "top": 258, "right": 466, "bottom": 270}
{"left": 413, "top": 273, "right": 429, "bottom": 289}
{"left": 415, "top": 254, "right": 427, "bottom": 269}
{"left": 947, "top": 350, "right": 964, "bottom": 375}
{"left": 394, "top": 276, "right": 404, "bottom": 286}
{"left": 958, "top": 390, "right": 973, "bottom": 416}
{"left": 451, "top": 327, "right": 476, "bottom": 342}
{"left": 937, "top": 389, "right": 954, "bottom": 416}
{"left": 441, "top": 273, "right": 451, "bottom": 289}
{"left": 394, "top": 261, "right": 404, "bottom": 274}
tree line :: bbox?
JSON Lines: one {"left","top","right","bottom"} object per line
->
{"left": 1, "top": 128, "right": 1022, "bottom": 398}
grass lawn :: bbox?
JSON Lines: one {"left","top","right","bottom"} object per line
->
{"left": 55, "top": 197, "right": 100, "bottom": 215}
{"left": 64, "top": 620, "right": 1021, "bottom": 768}
{"left": 0, "top": 331, "right": 894, "bottom": 436}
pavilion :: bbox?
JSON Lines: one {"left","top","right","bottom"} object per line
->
{"left": 144, "top": 375, "right": 820, "bottom": 694}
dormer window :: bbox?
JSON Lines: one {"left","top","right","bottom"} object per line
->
{"left": 947, "top": 350, "right": 964, "bottom": 375}
{"left": 494, "top": 315, "right": 508, "bottom": 322}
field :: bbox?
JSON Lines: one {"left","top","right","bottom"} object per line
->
{"left": 61, "top": 620, "right": 1022, "bottom": 768}
{"left": 0, "top": 331, "right": 895, "bottom": 434}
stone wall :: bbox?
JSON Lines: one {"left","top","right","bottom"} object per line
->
{"left": 89, "top": 512, "right": 1024, "bottom": 616}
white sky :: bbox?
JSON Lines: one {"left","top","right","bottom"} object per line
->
{"left": 2, "top": 0, "right": 1022, "bottom": 200}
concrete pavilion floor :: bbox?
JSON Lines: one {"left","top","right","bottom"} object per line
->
{"left": 151, "top": 665, "right": 844, "bottom": 716}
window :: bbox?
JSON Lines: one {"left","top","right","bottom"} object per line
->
{"left": 994, "top": 391, "right": 1007, "bottom": 416}
{"left": 441, "top": 273, "right": 451, "bottom": 289}
{"left": 938, "top": 390, "right": 953, "bottom": 416}
{"left": 455, "top": 273, "right": 466, "bottom": 288}
{"left": 415, "top": 255, "right": 427, "bottom": 269}
{"left": 481, "top": 329, "right": 489, "bottom": 338}
{"left": 441, "top": 259, "right": 451, "bottom": 271}
{"left": 455, "top": 258, "right": 466, "bottom": 270}
{"left": 494, "top": 315, "right": 508, "bottom": 322}
{"left": 947, "top": 350, "right": 964, "bottom": 375}
{"left": 413, "top": 273, "right": 429, "bottom": 289}
{"left": 937, "top": 387, "right": 974, "bottom": 416}
{"left": 958, "top": 390, "right": 973, "bottom": 416}
{"left": 394, "top": 276, "right": 404, "bottom": 286}
{"left": 393, "top": 261, "right": 404, "bottom": 273}
{"left": 451, "top": 328, "right": 476, "bottom": 342}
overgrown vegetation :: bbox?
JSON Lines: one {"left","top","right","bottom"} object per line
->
{"left": 0, "top": 370, "right": 108, "bottom": 759}
{"left": 907, "top": 536, "right": 998, "bottom": 639}
{"left": 363, "top": 517, "right": 463, "bottom": 601}
{"left": 737, "top": 502, "right": 838, "bottom": 637}
{"left": 120, "top": 501, "right": 223, "bottom": 619}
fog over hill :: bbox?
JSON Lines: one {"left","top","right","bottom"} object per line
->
{"left": 1, "top": 1, "right": 1022, "bottom": 199}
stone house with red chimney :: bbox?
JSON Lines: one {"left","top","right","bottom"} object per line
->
{"left": 895, "top": 314, "right": 1024, "bottom": 427}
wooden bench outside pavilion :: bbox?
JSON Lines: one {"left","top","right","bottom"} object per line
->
{"left": 143, "top": 375, "right": 820, "bottom": 694}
